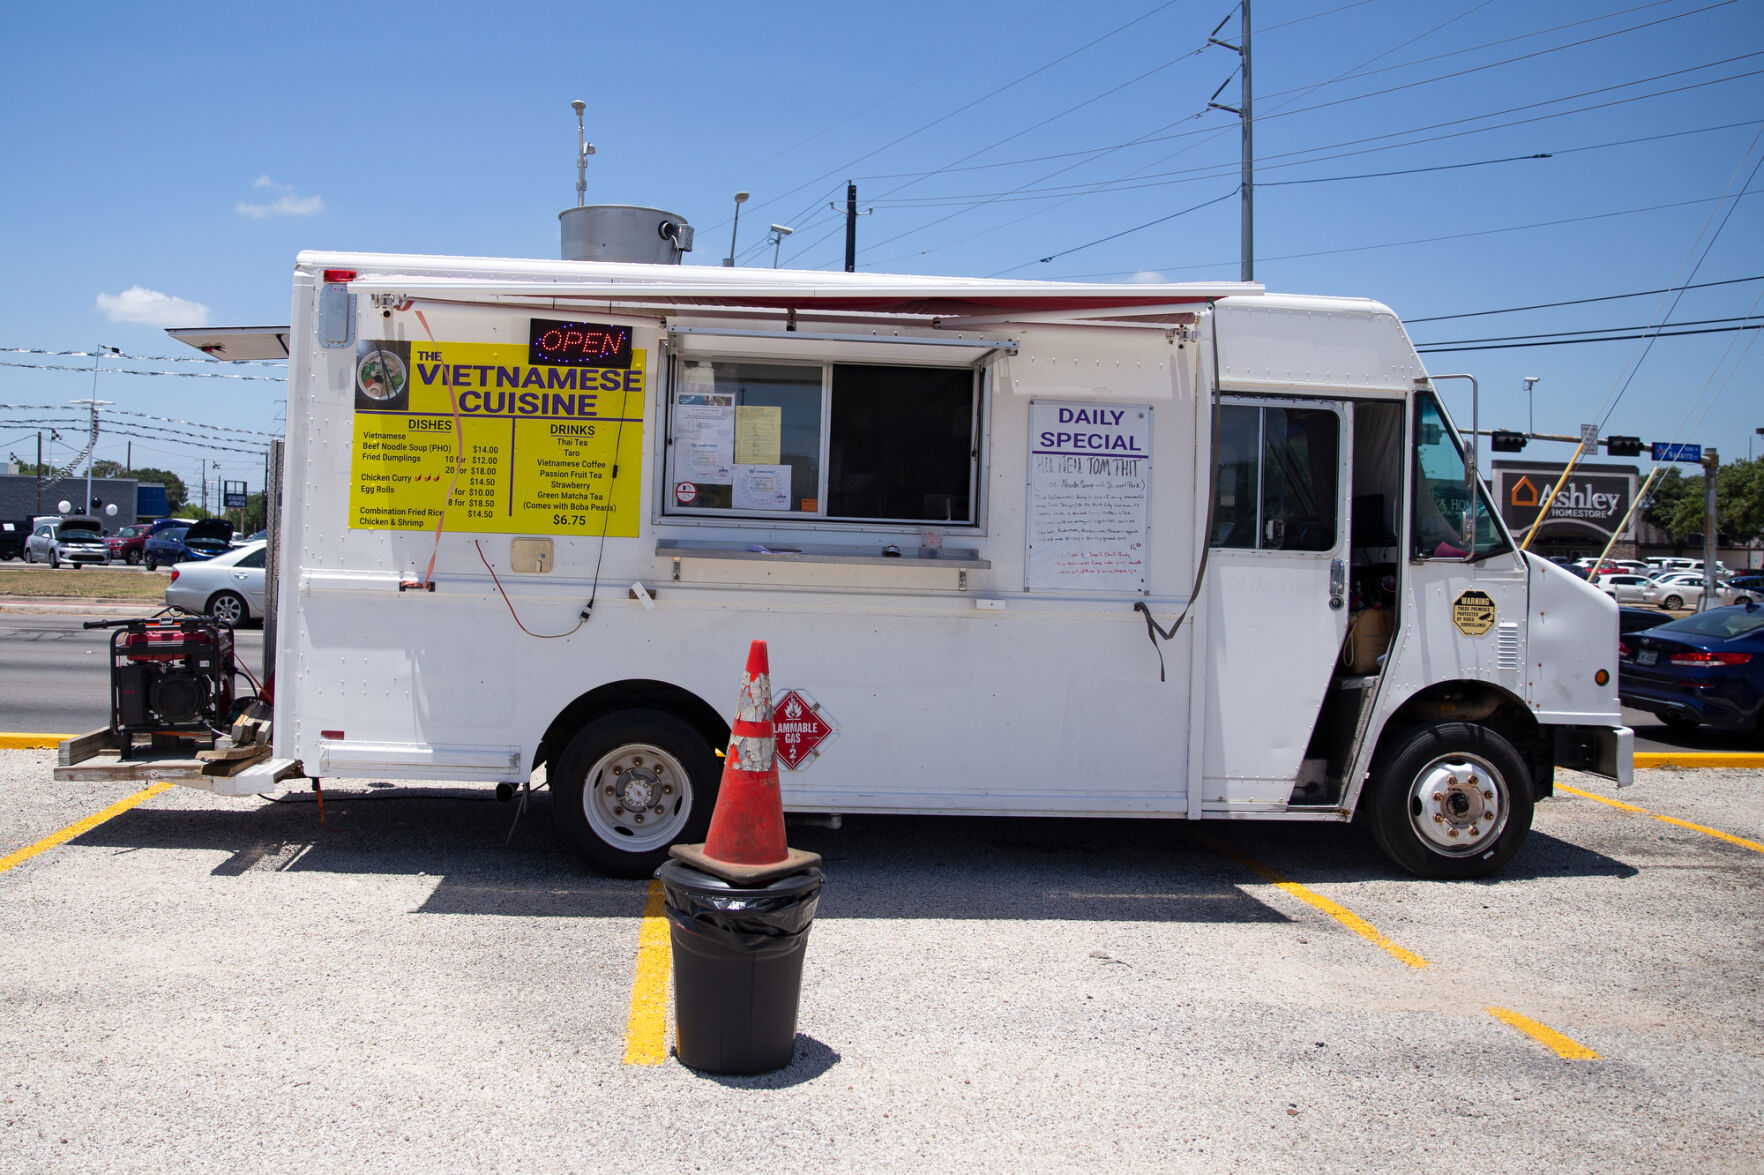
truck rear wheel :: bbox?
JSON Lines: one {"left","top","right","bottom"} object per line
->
{"left": 1364, "top": 722, "right": 1533, "bottom": 879}
{"left": 550, "top": 709, "right": 719, "bottom": 878}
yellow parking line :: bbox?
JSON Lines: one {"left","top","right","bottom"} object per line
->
{"left": 1486, "top": 1007, "right": 1601, "bottom": 1059}
{"left": 1635, "top": 751, "right": 1764, "bottom": 769}
{"left": 1202, "top": 837, "right": 1429, "bottom": 969}
{"left": 1558, "top": 783, "right": 1764, "bottom": 855}
{"left": 0, "top": 781, "right": 174, "bottom": 875}
{"left": 0, "top": 733, "right": 75, "bottom": 750}
{"left": 621, "top": 879, "right": 672, "bottom": 1065}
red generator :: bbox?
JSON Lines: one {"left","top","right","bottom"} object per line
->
{"left": 92, "top": 614, "right": 237, "bottom": 758}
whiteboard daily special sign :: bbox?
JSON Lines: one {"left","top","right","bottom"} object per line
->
{"left": 1025, "top": 401, "right": 1152, "bottom": 593}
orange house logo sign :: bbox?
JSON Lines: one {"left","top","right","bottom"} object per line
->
{"left": 1509, "top": 476, "right": 1539, "bottom": 508}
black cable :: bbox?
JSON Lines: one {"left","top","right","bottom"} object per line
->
{"left": 1405, "top": 273, "right": 1764, "bottom": 323}
{"left": 1419, "top": 314, "right": 1760, "bottom": 347}
{"left": 1416, "top": 322, "right": 1764, "bottom": 352}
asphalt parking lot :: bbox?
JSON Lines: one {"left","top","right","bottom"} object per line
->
{"left": 1, "top": 752, "right": 1760, "bottom": 1172}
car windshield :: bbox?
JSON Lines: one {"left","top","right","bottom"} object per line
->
{"left": 1657, "top": 609, "right": 1764, "bottom": 640}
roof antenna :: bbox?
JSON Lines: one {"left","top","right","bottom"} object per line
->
{"left": 572, "top": 99, "right": 594, "bottom": 207}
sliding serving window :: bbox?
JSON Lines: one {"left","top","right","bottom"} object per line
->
{"left": 666, "top": 358, "right": 980, "bottom": 524}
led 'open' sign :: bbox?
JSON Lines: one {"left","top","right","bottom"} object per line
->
{"left": 528, "top": 318, "right": 632, "bottom": 368}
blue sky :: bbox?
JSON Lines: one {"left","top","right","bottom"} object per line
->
{"left": 3, "top": 0, "right": 1761, "bottom": 503}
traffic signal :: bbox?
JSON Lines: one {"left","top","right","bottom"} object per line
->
{"left": 1605, "top": 435, "right": 1643, "bottom": 457}
{"left": 1490, "top": 430, "right": 1527, "bottom": 452}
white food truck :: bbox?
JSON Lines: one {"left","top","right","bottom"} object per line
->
{"left": 265, "top": 251, "right": 1629, "bottom": 878}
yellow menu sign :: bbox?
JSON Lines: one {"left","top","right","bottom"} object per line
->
{"left": 347, "top": 338, "right": 644, "bottom": 537}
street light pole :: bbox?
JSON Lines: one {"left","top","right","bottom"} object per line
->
{"left": 1523, "top": 376, "right": 1539, "bottom": 436}
{"left": 769, "top": 223, "right": 794, "bottom": 268}
{"left": 724, "top": 191, "right": 749, "bottom": 266}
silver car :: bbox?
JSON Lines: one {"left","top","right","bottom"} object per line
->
{"left": 24, "top": 517, "right": 111, "bottom": 568}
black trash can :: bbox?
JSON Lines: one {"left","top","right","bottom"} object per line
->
{"left": 655, "top": 859, "right": 825, "bottom": 1075}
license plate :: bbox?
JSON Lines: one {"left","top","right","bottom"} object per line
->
{"left": 1637, "top": 649, "right": 1657, "bottom": 666}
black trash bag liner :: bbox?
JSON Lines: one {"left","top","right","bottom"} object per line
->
{"left": 656, "top": 860, "right": 824, "bottom": 939}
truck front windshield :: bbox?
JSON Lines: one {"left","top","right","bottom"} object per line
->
{"left": 1413, "top": 393, "right": 1511, "bottom": 560}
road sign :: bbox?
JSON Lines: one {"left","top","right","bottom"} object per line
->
{"left": 772, "top": 689, "right": 836, "bottom": 770}
{"left": 1650, "top": 443, "right": 1702, "bottom": 463}
{"left": 1580, "top": 423, "right": 1599, "bottom": 448}
{"left": 222, "top": 479, "right": 249, "bottom": 509}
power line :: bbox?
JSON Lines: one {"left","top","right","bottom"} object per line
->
{"left": 1415, "top": 321, "right": 1764, "bottom": 352}
{"left": 0, "top": 346, "right": 283, "bottom": 367}
{"left": 1404, "top": 274, "right": 1764, "bottom": 323}
{"left": 1049, "top": 190, "right": 1764, "bottom": 279}
{"left": 1417, "top": 314, "right": 1761, "bottom": 347}
{"left": 0, "top": 359, "right": 285, "bottom": 382}
{"left": 1031, "top": 190, "right": 1238, "bottom": 265}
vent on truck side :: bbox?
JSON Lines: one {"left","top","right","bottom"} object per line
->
{"left": 1496, "top": 622, "right": 1522, "bottom": 672}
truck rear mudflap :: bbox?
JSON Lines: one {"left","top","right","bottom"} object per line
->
{"left": 1552, "top": 724, "right": 1635, "bottom": 788}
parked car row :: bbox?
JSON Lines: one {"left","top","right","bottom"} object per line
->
{"left": 0, "top": 517, "right": 238, "bottom": 569}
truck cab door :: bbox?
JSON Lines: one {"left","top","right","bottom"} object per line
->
{"left": 1198, "top": 398, "right": 1352, "bottom": 810}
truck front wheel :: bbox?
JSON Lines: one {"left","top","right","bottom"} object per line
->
{"left": 1364, "top": 722, "right": 1534, "bottom": 879}
{"left": 550, "top": 709, "right": 720, "bottom": 878}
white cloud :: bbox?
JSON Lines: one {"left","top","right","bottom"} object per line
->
{"left": 94, "top": 286, "right": 211, "bottom": 328}
{"left": 237, "top": 176, "right": 325, "bottom": 219}
{"left": 1128, "top": 270, "right": 1167, "bottom": 284}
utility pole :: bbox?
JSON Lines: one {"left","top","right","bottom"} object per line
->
{"left": 201, "top": 457, "right": 207, "bottom": 513}
{"left": 1208, "top": 0, "right": 1253, "bottom": 281}
{"left": 829, "top": 182, "right": 872, "bottom": 273}
{"left": 126, "top": 441, "right": 131, "bottom": 473}
{"left": 1700, "top": 448, "right": 1719, "bottom": 610}
{"left": 35, "top": 431, "right": 42, "bottom": 515}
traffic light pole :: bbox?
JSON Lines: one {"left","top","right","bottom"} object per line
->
{"left": 1701, "top": 448, "right": 1719, "bottom": 611}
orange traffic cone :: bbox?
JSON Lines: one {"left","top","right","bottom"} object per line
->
{"left": 671, "top": 640, "right": 822, "bottom": 885}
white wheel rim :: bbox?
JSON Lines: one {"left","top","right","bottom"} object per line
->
{"left": 212, "top": 595, "right": 243, "bottom": 623}
{"left": 581, "top": 742, "right": 693, "bottom": 852}
{"left": 1407, "top": 752, "right": 1508, "bottom": 857}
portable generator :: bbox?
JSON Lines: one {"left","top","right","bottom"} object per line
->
{"left": 88, "top": 612, "right": 237, "bottom": 758}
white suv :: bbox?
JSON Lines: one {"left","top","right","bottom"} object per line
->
{"left": 24, "top": 517, "right": 111, "bottom": 568}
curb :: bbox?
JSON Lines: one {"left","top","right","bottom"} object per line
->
{"left": 0, "top": 734, "right": 74, "bottom": 750}
{"left": 0, "top": 599, "right": 161, "bottom": 615}
{"left": 1633, "top": 752, "right": 1764, "bottom": 769}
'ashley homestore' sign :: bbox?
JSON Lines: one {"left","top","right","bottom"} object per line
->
{"left": 1491, "top": 461, "right": 1637, "bottom": 542}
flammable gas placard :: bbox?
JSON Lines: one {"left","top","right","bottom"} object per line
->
{"left": 347, "top": 337, "right": 645, "bottom": 537}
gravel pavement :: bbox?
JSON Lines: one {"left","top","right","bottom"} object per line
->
{"left": 1, "top": 750, "right": 1760, "bottom": 1172}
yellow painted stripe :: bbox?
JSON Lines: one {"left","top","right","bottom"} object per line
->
{"left": 1635, "top": 751, "right": 1764, "bottom": 769}
{"left": 0, "top": 781, "right": 174, "bottom": 875}
{"left": 1486, "top": 1006, "right": 1601, "bottom": 1059}
{"left": 1202, "top": 837, "right": 1429, "bottom": 969}
{"left": 1558, "top": 783, "right": 1764, "bottom": 855}
{"left": 0, "top": 733, "right": 75, "bottom": 750}
{"left": 621, "top": 879, "right": 673, "bottom": 1065}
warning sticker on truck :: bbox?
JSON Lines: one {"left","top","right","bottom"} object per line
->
{"left": 347, "top": 336, "right": 644, "bottom": 537}
{"left": 1452, "top": 589, "right": 1497, "bottom": 636}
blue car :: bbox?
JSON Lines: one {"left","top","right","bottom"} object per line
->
{"left": 1619, "top": 603, "right": 1764, "bottom": 734}
{"left": 143, "top": 518, "right": 234, "bottom": 571}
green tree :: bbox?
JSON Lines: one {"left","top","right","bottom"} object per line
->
{"left": 1719, "top": 458, "right": 1763, "bottom": 546}
{"left": 1641, "top": 467, "right": 1700, "bottom": 550}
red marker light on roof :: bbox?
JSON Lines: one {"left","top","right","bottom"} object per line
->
{"left": 322, "top": 269, "right": 357, "bottom": 284}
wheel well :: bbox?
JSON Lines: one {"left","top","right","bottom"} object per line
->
{"left": 535, "top": 680, "right": 729, "bottom": 772}
{"left": 1378, "top": 680, "right": 1552, "bottom": 798}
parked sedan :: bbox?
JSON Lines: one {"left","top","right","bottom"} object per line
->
{"left": 24, "top": 516, "right": 110, "bottom": 568}
{"left": 143, "top": 518, "right": 234, "bottom": 570}
{"left": 1594, "top": 573, "right": 1655, "bottom": 604}
{"left": 164, "top": 540, "right": 266, "bottom": 625}
{"left": 1643, "top": 573, "right": 1727, "bottom": 611}
{"left": 105, "top": 522, "right": 153, "bottom": 565}
{"left": 1724, "top": 576, "right": 1764, "bottom": 606}
{"left": 1619, "top": 603, "right": 1764, "bottom": 734}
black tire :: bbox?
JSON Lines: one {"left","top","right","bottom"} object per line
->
{"left": 48, "top": 550, "right": 59, "bottom": 569}
{"left": 126, "top": 549, "right": 141, "bottom": 566}
{"left": 23, "top": 546, "right": 34, "bottom": 564}
{"left": 207, "top": 590, "right": 249, "bottom": 626}
{"left": 1734, "top": 595, "right": 1752, "bottom": 607}
{"left": 1660, "top": 712, "right": 1700, "bottom": 733}
{"left": 1662, "top": 594, "right": 1683, "bottom": 610}
{"left": 550, "top": 709, "right": 720, "bottom": 878}
{"left": 1363, "top": 722, "right": 1534, "bottom": 879}
{"left": 144, "top": 554, "right": 158, "bottom": 572}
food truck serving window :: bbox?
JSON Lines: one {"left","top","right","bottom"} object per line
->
{"left": 1211, "top": 403, "right": 1340, "bottom": 551}
{"left": 665, "top": 358, "right": 979, "bottom": 524}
